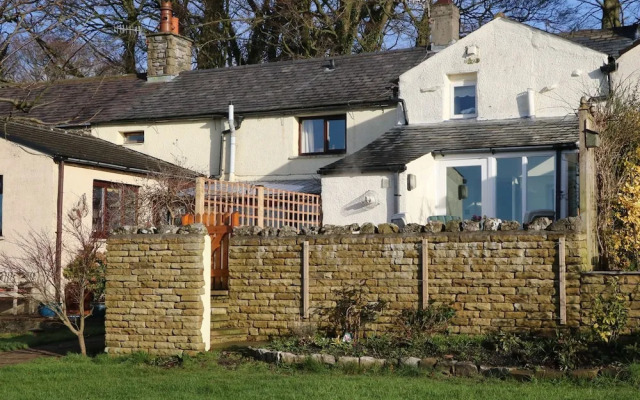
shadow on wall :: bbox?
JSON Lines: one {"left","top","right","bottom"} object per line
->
{"left": 228, "top": 109, "right": 399, "bottom": 181}
{"left": 341, "top": 190, "right": 381, "bottom": 217}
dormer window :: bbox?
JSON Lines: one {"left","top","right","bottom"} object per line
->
{"left": 450, "top": 75, "right": 477, "bottom": 119}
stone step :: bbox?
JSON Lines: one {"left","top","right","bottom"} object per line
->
{"left": 211, "top": 328, "right": 246, "bottom": 337}
{"left": 210, "top": 334, "right": 248, "bottom": 345}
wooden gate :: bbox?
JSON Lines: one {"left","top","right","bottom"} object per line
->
{"left": 182, "top": 212, "right": 239, "bottom": 290}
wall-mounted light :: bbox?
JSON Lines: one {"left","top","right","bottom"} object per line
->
{"left": 381, "top": 177, "right": 390, "bottom": 189}
{"left": 407, "top": 174, "right": 417, "bottom": 191}
{"left": 466, "top": 45, "right": 478, "bottom": 56}
{"left": 571, "top": 69, "right": 583, "bottom": 77}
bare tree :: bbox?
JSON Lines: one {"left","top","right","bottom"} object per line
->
{"left": 0, "top": 195, "right": 105, "bottom": 356}
{"left": 568, "top": 0, "right": 639, "bottom": 29}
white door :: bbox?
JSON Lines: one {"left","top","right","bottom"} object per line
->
{"left": 437, "top": 159, "right": 492, "bottom": 220}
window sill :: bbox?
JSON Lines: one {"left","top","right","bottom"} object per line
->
{"left": 289, "top": 154, "right": 344, "bottom": 160}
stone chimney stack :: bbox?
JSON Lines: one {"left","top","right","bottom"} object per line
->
{"left": 431, "top": 0, "right": 460, "bottom": 48}
{"left": 146, "top": 1, "right": 193, "bottom": 81}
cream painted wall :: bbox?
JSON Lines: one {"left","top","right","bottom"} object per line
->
{"left": 0, "top": 140, "right": 56, "bottom": 261}
{"left": 232, "top": 108, "right": 398, "bottom": 181}
{"left": 321, "top": 173, "right": 394, "bottom": 225}
{"left": 614, "top": 45, "right": 640, "bottom": 89}
{"left": 400, "top": 18, "right": 608, "bottom": 123}
{"left": 92, "top": 120, "right": 220, "bottom": 176}
{"left": 404, "top": 154, "right": 438, "bottom": 224}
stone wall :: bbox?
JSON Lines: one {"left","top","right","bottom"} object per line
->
{"left": 581, "top": 272, "right": 640, "bottom": 331}
{"left": 105, "top": 232, "right": 211, "bottom": 356}
{"left": 146, "top": 33, "right": 192, "bottom": 77}
{"left": 228, "top": 231, "right": 596, "bottom": 340}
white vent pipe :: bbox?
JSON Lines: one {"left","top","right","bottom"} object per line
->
{"left": 527, "top": 88, "right": 536, "bottom": 118}
{"left": 228, "top": 102, "right": 236, "bottom": 181}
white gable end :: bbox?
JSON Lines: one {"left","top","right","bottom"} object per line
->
{"left": 400, "top": 18, "right": 609, "bottom": 123}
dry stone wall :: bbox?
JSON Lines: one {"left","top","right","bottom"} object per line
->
{"left": 228, "top": 232, "right": 592, "bottom": 340}
{"left": 105, "top": 232, "right": 211, "bottom": 356}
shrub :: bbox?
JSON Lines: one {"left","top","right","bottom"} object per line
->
{"left": 396, "top": 301, "right": 456, "bottom": 339}
{"left": 322, "top": 283, "right": 386, "bottom": 342}
{"left": 590, "top": 277, "right": 629, "bottom": 343}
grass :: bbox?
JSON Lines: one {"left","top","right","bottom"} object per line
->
{"left": 0, "top": 322, "right": 105, "bottom": 352}
{"left": 0, "top": 352, "right": 639, "bottom": 400}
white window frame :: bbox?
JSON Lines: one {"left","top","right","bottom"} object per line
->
{"left": 435, "top": 151, "right": 562, "bottom": 222}
{"left": 450, "top": 76, "right": 477, "bottom": 119}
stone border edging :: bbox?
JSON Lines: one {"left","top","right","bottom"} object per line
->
{"left": 247, "top": 348, "right": 622, "bottom": 381}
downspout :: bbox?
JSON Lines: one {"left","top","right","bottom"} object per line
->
{"left": 394, "top": 171, "right": 402, "bottom": 214}
{"left": 555, "top": 149, "right": 563, "bottom": 220}
{"left": 228, "top": 102, "right": 236, "bottom": 181}
{"left": 396, "top": 98, "right": 409, "bottom": 125}
{"left": 54, "top": 156, "right": 65, "bottom": 303}
{"left": 599, "top": 56, "right": 618, "bottom": 96}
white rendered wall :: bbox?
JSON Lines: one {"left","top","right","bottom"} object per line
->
{"left": 0, "top": 140, "right": 56, "bottom": 262}
{"left": 614, "top": 45, "right": 640, "bottom": 90}
{"left": 92, "top": 120, "right": 219, "bottom": 176}
{"left": 230, "top": 108, "right": 397, "bottom": 181}
{"left": 321, "top": 173, "right": 394, "bottom": 225}
{"left": 404, "top": 154, "right": 438, "bottom": 224}
{"left": 400, "top": 18, "right": 608, "bottom": 123}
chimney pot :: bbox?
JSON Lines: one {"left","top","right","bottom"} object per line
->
{"left": 160, "top": 1, "right": 173, "bottom": 33}
{"left": 171, "top": 16, "right": 180, "bottom": 35}
{"left": 431, "top": 0, "right": 460, "bottom": 47}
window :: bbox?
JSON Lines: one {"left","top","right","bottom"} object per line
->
{"left": 123, "top": 131, "right": 144, "bottom": 144}
{"left": 92, "top": 181, "right": 138, "bottom": 235}
{"left": 0, "top": 176, "right": 3, "bottom": 236}
{"left": 438, "top": 153, "right": 571, "bottom": 224}
{"left": 450, "top": 75, "right": 477, "bottom": 118}
{"left": 299, "top": 116, "right": 346, "bottom": 155}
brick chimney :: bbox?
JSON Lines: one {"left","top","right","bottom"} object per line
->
{"left": 146, "top": 1, "right": 192, "bottom": 81}
{"left": 431, "top": 0, "right": 460, "bottom": 48}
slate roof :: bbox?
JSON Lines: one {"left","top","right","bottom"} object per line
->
{"left": 1, "top": 121, "right": 194, "bottom": 174}
{"left": 318, "top": 117, "right": 579, "bottom": 174}
{"left": 560, "top": 24, "right": 640, "bottom": 56}
{"left": 0, "top": 47, "right": 431, "bottom": 125}
{"left": 0, "top": 74, "right": 159, "bottom": 127}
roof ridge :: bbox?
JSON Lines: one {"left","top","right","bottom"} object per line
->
{"left": 180, "top": 46, "right": 429, "bottom": 76}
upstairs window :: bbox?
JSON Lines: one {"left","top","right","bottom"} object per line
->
{"left": 299, "top": 116, "right": 346, "bottom": 155}
{"left": 92, "top": 180, "right": 138, "bottom": 236}
{"left": 450, "top": 75, "right": 477, "bottom": 118}
{"left": 123, "top": 131, "right": 144, "bottom": 144}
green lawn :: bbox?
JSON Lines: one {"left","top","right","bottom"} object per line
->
{"left": 0, "top": 353, "right": 639, "bottom": 400}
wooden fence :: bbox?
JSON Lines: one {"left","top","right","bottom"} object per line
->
{"left": 194, "top": 178, "right": 322, "bottom": 229}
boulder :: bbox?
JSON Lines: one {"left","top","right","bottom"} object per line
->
{"left": 480, "top": 366, "right": 509, "bottom": 379}
{"left": 483, "top": 218, "right": 501, "bottom": 231}
{"left": 345, "top": 223, "right": 360, "bottom": 233}
{"left": 337, "top": 356, "right": 359, "bottom": 366}
{"left": 400, "top": 357, "right": 421, "bottom": 367}
{"left": 177, "top": 223, "right": 207, "bottom": 235}
{"left": 526, "top": 217, "right": 552, "bottom": 231}
{"left": 454, "top": 361, "right": 478, "bottom": 377}
{"left": 508, "top": 368, "right": 534, "bottom": 382}
{"left": 444, "top": 220, "right": 461, "bottom": 232}
{"left": 359, "top": 356, "right": 385, "bottom": 367}
{"left": 319, "top": 225, "right": 349, "bottom": 235}
{"left": 299, "top": 226, "right": 319, "bottom": 236}
{"left": 435, "top": 360, "right": 456, "bottom": 376}
{"left": 258, "top": 227, "right": 278, "bottom": 237}
{"left": 419, "top": 357, "right": 438, "bottom": 369}
{"left": 535, "top": 367, "right": 565, "bottom": 380}
{"left": 277, "top": 225, "right": 299, "bottom": 237}
{"left": 423, "top": 220, "right": 444, "bottom": 233}
{"left": 569, "top": 368, "right": 600, "bottom": 380}
{"left": 377, "top": 223, "right": 400, "bottom": 234}
{"left": 401, "top": 223, "right": 423, "bottom": 233}
{"left": 500, "top": 220, "right": 521, "bottom": 231}
{"left": 233, "top": 226, "right": 261, "bottom": 236}
{"left": 359, "top": 222, "right": 377, "bottom": 234}
{"left": 461, "top": 220, "right": 481, "bottom": 232}
{"left": 280, "top": 352, "right": 299, "bottom": 364}
{"left": 157, "top": 225, "right": 180, "bottom": 234}
{"left": 546, "top": 216, "right": 584, "bottom": 232}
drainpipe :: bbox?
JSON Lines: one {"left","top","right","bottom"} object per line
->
{"left": 228, "top": 102, "right": 236, "bottom": 182}
{"left": 394, "top": 171, "right": 402, "bottom": 214}
{"left": 54, "top": 156, "right": 65, "bottom": 303}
